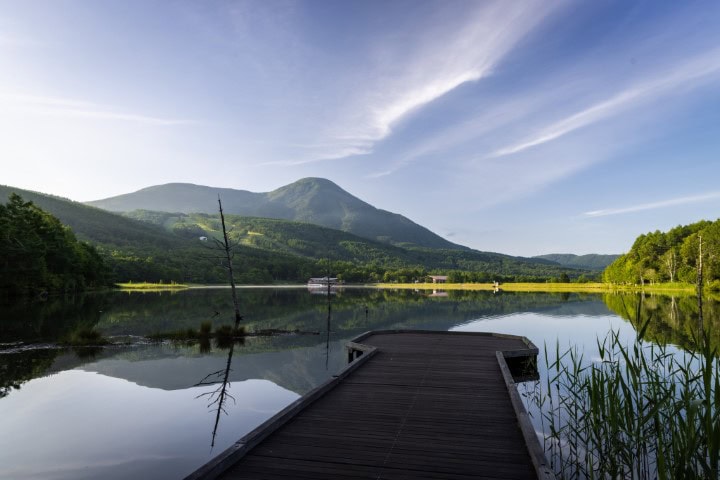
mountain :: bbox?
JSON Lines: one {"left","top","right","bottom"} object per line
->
{"left": 534, "top": 253, "right": 619, "bottom": 271}
{"left": 87, "top": 178, "right": 465, "bottom": 250}
{"left": 1, "top": 184, "right": 593, "bottom": 284}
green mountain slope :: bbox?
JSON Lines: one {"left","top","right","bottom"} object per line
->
{"left": 534, "top": 253, "right": 619, "bottom": 271}
{"left": 126, "top": 209, "right": 591, "bottom": 281}
{"left": 0, "top": 185, "right": 182, "bottom": 250}
{"left": 87, "top": 178, "right": 465, "bottom": 250}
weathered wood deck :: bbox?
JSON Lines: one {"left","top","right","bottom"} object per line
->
{"left": 185, "top": 330, "right": 554, "bottom": 480}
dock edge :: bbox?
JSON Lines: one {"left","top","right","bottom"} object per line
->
{"left": 183, "top": 329, "right": 556, "bottom": 480}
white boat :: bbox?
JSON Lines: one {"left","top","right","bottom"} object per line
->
{"left": 307, "top": 277, "right": 341, "bottom": 287}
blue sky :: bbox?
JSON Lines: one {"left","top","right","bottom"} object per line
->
{"left": 2, "top": 1, "right": 720, "bottom": 256}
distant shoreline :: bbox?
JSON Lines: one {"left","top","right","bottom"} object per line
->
{"left": 114, "top": 281, "right": 699, "bottom": 295}
{"left": 115, "top": 282, "right": 189, "bottom": 290}
{"left": 372, "top": 282, "right": 697, "bottom": 294}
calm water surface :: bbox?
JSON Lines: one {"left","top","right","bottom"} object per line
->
{"left": 0, "top": 287, "right": 714, "bottom": 479}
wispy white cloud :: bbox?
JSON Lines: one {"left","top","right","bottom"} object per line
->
{"left": 365, "top": 169, "right": 394, "bottom": 179}
{"left": 584, "top": 192, "right": 720, "bottom": 217}
{"left": 258, "top": 144, "right": 372, "bottom": 166}
{"left": 357, "top": 12, "right": 720, "bottom": 212}
{"left": 364, "top": 87, "right": 560, "bottom": 178}
{"left": 369, "top": 70, "right": 482, "bottom": 140}
{"left": 490, "top": 47, "right": 720, "bottom": 158}
{"left": 305, "top": 1, "right": 564, "bottom": 164}
{"left": 0, "top": 93, "right": 193, "bottom": 126}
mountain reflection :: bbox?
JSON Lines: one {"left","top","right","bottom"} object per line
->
{"left": 5, "top": 288, "right": 718, "bottom": 403}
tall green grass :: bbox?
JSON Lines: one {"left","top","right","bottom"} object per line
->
{"left": 539, "top": 322, "right": 720, "bottom": 479}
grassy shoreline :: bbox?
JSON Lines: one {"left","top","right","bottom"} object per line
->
{"left": 371, "top": 281, "right": 696, "bottom": 294}
{"left": 116, "top": 282, "right": 189, "bottom": 290}
{"left": 112, "top": 280, "right": 700, "bottom": 295}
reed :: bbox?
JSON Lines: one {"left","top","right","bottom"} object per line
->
{"left": 538, "top": 322, "right": 720, "bottom": 479}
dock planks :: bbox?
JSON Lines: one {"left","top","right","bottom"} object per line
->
{"left": 186, "top": 330, "right": 553, "bottom": 480}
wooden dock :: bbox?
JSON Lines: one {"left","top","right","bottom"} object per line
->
{"left": 185, "top": 330, "right": 554, "bottom": 480}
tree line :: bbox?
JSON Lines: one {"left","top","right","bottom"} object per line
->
{"left": 0, "top": 194, "right": 110, "bottom": 296}
{"left": 603, "top": 219, "right": 720, "bottom": 289}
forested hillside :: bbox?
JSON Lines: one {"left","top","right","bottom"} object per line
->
{"left": 534, "top": 253, "right": 619, "bottom": 271}
{"left": 126, "top": 209, "right": 590, "bottom": 282}
{"left": 603, "top": 219, "right": 720, "bottom": 287}
{"left": 0, "top": 194, "right": 109, "bottom": 296}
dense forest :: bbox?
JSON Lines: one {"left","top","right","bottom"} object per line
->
{"left": 0, "top": 194, "right": 110, "bottom": 296}
{"left": 603, "top": 219, "right": 720, "bottom": 289}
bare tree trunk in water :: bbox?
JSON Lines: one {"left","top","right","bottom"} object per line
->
{"left": 218, "top": 196, "right": 242, "bottom": 327}
{"left": 697, "top": 234, "right": 704, "bottom": 331}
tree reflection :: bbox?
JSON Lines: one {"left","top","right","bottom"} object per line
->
{"left": 0, "top": 349, "right": 57, "bottom": 398}
{"left": 603, "top": 292, "right": 720, "bottom": 352}
{"left": 194, "top": 334, "right": 245, "bottom": 449}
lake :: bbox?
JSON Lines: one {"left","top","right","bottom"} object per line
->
{"left": 0, "top": 287, "right": 713, "bottom": 479}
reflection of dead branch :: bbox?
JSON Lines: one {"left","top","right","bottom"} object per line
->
{"left": 194, "top": 369, "right": 225, "bottom": 387}
{"left": 195, "top": 341, "right": 237, "bottom": 448}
